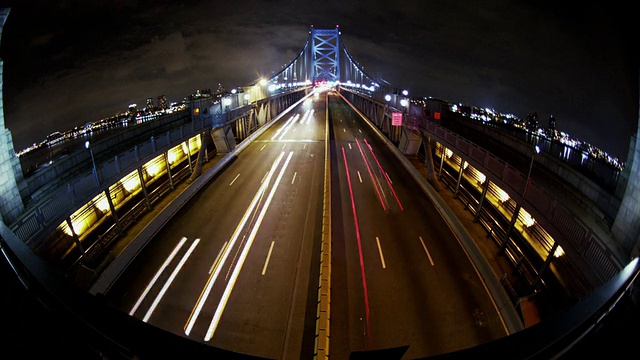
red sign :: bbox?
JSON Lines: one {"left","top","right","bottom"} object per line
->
{"left": 434, "top": 112, "right": 440, "bottom": 120}
{"left": 392, "top": 112, "right": 403, "bottom": 126}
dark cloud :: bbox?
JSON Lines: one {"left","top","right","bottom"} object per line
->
{"left": 0, "top": 0, "right": 637, "bottom": 161}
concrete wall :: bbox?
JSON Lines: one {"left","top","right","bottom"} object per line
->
{"left": 612, "top": 118, "right": 640, "bottom": 258}
{"left": 0, "top": 57, "right": 25, "bottom": 224}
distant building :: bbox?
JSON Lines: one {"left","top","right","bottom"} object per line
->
{"left": 157, "top": 95, "right": 168, "bottom": 110}
{"left": 146, "top": 97, "right": 154, "bottom": 112}
{"left": 526, "top": 112, "right": 539, "bottom": 132}
{"left": 548, "top": 114, "right": 557, "bottom": 139}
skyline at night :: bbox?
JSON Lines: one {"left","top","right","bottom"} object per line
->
{"left": 0, "top": 0, "right": 637, "bottom": 161}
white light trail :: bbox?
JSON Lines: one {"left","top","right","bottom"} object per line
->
{"left": 276, "top": 114, "right": 299, "bottom": 140}
{"left": 204, "top": 151, "right": 294, "bottom": 341}
{"left": 184, "top": 152, "right": 285, "bottom": 336}
{"left": 143, "top": 238, "right": 200, "bottom": 323}
{"left": 129, "top": 236, "right": 188, "bottom": 316}
{"left": 300, "top": 109, "right": 311, "bottom": 124}
{"left": 271, "top": 115, "right": 297, "bottom": 140}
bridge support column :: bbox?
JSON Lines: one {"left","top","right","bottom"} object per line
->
{"left": 533, "top": 242, "right": 559, "bottom": 288}
{"left": 398, "top": 128, "right": 421, "bottom": 155}
{"left": 501, "top": 203, "right": 522, "bottom": 252}
{"left": 212, "top": 125, "right": 236, "bottom": 154}
{"left": 454, "top": 160, "right": 466, "bottom": 198}
{"left": 188, "top": 131, "right": 211, "bottom": 183}
{"left": 185, "top": 140, "right": 192, "bottom": 173}
{"left": 421, "top": 136, "right": 437, "bottom": 181}
{"left": 137, "top": 168, "right": 151, "bottom": 211}
{"left": 66, "top": 217, "right": 87, "bottom": 261}
{"left": 438, "top": 144, "right": 445, "bottom": 178}
{"left": 104, "top": 188, "right": 123, "bottom": 235}
{"left": 163, "top": 152, "right": 174, "bottom": 190}
{"left": 474, "top": 180, "right": 490, "bottom": 222}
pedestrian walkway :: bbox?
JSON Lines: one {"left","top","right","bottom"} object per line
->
{"left": 70, "top": 152, "right": 226, "bottom": 290}
{"left": 406, "top": 155, "right": 540, "bottom": 327}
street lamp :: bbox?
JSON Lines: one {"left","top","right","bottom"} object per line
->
{"left": 501, "top": 144, "right": 541, "bottom": 254}
{"left": 523, "top": 145, "right": 540, "bottom": 197}
{"left": 223, "top": 97, "right": 232, "bottom": 111}
{"left": 85, "top": 140, "right": 98, "bottom": 184}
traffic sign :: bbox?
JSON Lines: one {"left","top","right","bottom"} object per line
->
{"left": 392, "top": 112, "right": 403, "bottom": 126}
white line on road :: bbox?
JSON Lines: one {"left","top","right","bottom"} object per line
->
{"left": 348, "top": 143, "right": 352, "bottom": 150}
{"left": 359, "top": 129, "right": 362, "bottom": 133}
{"left": 419, "top": 236, "right": 435, "bottom": 266}
{"left": 376, "top": 237, "right": 386, "bottom": 269}
{"left": 260, "top": 144, "right": 266, "bottom": 151}
{"left": 262, "top": 241, "right": 275, "bottom": 275}
{"left": 205, "top": 151, "right": 294, "bottom": 341}
{"left": 184, "top": 152, "right": 286, "bottom": 336}
{"left": 343, "top": 128, "right": 346, "bottom": 132}
{"left": 261, "top": 172, "right": 268, "bottom": 184}
{"left": 229, "top": 174, "right": 240, "bottom": 186}
{"left": 291, "top": 171, "right": 297, "bottom": 184}
{"left": 357, "top": 171, "right": 363, "bottom": 183}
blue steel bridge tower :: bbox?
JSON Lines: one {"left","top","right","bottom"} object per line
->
{"left": 269, "top": 25, "right": 378, "bottom": 90}
{"left": 311, "top": 26, "right": 340, "bottom": 83}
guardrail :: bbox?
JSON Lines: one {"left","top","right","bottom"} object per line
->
{"left": 10, "top": 116, "right": 209, "bottom": 248}
{"left": 340, "top": 86, "right": 622, "bottom": 290}
{"left": 418, "top": 119, "right": 623, "bottom": 284}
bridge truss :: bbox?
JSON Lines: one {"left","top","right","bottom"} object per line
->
{"left": 268, "top": 25, "right": 379, "bottom": 92}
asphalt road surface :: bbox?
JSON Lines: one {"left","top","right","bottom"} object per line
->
{"left": 103, "top": 90, "right": 508, "bottom": 359}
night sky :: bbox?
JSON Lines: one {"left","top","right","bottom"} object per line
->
{"left": 0, "top": 1, "right": 637, "bottom": 162}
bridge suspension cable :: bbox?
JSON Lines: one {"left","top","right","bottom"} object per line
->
{"left": 267, "top": 25, "right": 380, "bottom": 92}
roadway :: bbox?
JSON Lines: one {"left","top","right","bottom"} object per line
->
{"left": 327, "top": 93, "right": 507, "bottom": 359}
{"left": 103, "top": 90, "right": 508, "bottom": 359}
{"left": 105, "top": 93, "right": 326, "bottom": 359}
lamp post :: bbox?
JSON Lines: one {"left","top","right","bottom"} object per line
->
{"left": 85, "top": 140, "right": 98, "bottom": 185}
{"left": 501, "top": 144, "right": 541, "bottom": 253}
{"left": 523, "top": 145, "right": 540, "bottom": 198}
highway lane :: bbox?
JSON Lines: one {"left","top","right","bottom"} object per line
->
{"left": 328, "top": 93, "right": 508, "bottom": 359}
{"left": 103, "top": 89, "right": 509, "bottom": 359}
{"left": 104, "top": 92, "right": 326, "bottom": 359}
